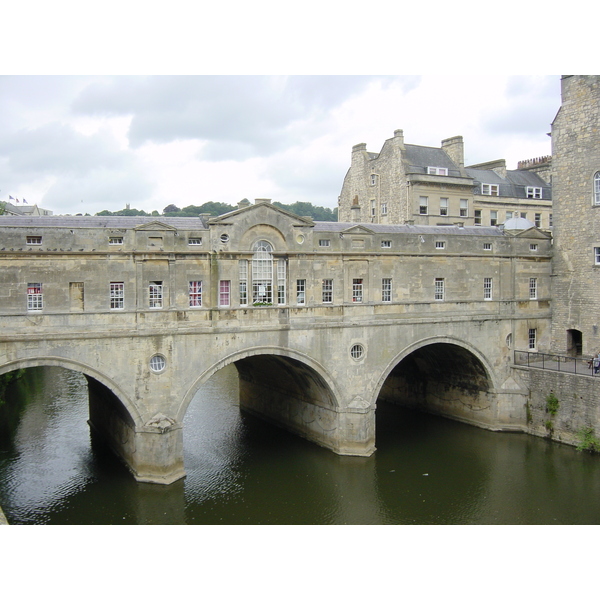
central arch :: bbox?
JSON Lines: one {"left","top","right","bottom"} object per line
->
{"left": 179, "top": 347, "right": 342, "bottom": 453}
{"left": 374, "top": 337, "right": 496, "bottom": 427}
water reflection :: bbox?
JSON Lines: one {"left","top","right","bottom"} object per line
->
{"left": 1, "top": 365, "right": 600, "bottom": 524}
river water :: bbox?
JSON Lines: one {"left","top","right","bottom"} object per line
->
{"left": 2, "top": 365, "right": 600, "bottom": 525}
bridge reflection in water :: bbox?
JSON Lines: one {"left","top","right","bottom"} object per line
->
{"left": 2, "top": 364, "right": 600, "bottom": 524}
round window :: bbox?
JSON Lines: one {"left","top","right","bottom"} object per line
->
{"left": 220, "top": 234, "right": 229, "bottom": 243}
{"left": 350, "top": 344, "right": 365, "bottom": 360}
{"left": 150, "top": 354, "right": 166, "bottom": 373}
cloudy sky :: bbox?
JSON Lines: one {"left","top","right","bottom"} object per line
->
{"left": 0, "top": 74, "right": 561, "bottom": 216}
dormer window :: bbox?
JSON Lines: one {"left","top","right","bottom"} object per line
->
{"left": 482, "top": 184, "right": 499, "bottom": 196}
{"left": 427, "top": 167, "right": 448, "bottom": 176}
{"left": 526, "top": 186, "right": 542, "bottom": 199}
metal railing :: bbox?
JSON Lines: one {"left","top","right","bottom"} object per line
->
{"left": 514, "top": 350, "right": 600, "bottom": 377}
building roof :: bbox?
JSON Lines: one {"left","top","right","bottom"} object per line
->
{"left": 403, "top": 144, "right": 463, "bottom": 177}
{"left": 465, "top": 167, "right": 552, "bottom": 200}
{"left": 0, "top": 215, "right": 210, "bottom": 229}
{"left": 314, "top": 221, "right": 506, "bottom": 236}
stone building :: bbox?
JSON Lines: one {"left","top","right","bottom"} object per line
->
{"left": 337, "top": 130, "right": 552, "bottom": 230}
{"left": 550, "top": 75, "right": 600, "bottom": 356}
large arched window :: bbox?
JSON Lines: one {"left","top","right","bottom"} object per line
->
{"left": 252, "top": 241, "right": 274, "bottom": 304}
{"left": 595, "top": 172, "right": 600, "bottom": 205}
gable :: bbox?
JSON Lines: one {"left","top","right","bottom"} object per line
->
{"left": 341, "top": 225, "right": 375, "bottom": 235}
{"left": 134, "top": 221, "right": 178, "bottom": 232}
{"left": 209, "top": 201, "right": 314, "bottom": 227}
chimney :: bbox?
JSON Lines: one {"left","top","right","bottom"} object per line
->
{"left": 441, "top": 136, "right": 464, "bottom": 168}
{"left": 254, "top": 198, "right": 272, "bottom": 204}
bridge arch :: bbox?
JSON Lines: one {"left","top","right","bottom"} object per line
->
{"left": 0, "top": 356, "right": 142, "bottom": 427}
{"left": 178, "top": 346, "right": 340, "bottom": 423}
{"left": 374, "top": 336, "right": 497, "bottom": 427}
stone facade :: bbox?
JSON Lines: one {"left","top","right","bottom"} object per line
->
{"left": 0, "top": 201, "right": 551, "bottom": 482}
{"left": 337, "top": 130, "right": 553, "bottom": 230}
{"left": 550, "top": 75, "right": 600, "bottom": 356}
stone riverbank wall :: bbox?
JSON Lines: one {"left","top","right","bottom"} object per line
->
{"left": 0, "top": 505, "right": 8, "bottom": 525}
{"left": 521, "top": 367, "right": 600, "bottom": 448}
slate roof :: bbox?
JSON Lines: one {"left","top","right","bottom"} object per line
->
{"left": 466, "top": 168, "right": 552, "bottom": 200}
{"left": 403, "top": 144, "right": 464, "bottom": 178}
{"left": 0, "top": 215, "right": 210, "bottom": 229}
{"left": 314, "top": 221, "right": 506, "bottom": 237}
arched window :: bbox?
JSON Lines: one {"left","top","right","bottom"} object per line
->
{"left": 594, "top": 172, "right": 600, "bottom": 205}
{"left": 252, "top": 241, "right": 274, "bottom": 304}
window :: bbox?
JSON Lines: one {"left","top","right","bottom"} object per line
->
{"left": 322, "top": 279, "right": 333, "bottom": 303}
{"left": 460, "top": 199, "right": 468, "bottom": 217}
{"left": 528, "top": 328, "right": 537, "bottom": 350}
{"left": 490, "top": 211, "right": 498, "bottom": 226}
{"left": 220, "top": 234, "right": 229, "bottom": 243}
{"left": 382, "top": 278, "right": 392, "bottom": 302}
{"left": 534, "top": 213, "right": 542, "bottom": 228}
{"left": 277, "top": 259, "right": 286, "bottom": 305}
{"left": 350, "top": 344, "right": 365, "bottom": 360}
{"left": 27, "top": 283, "right": 43, "bottom": 311}
{"left": 435, "top": 241, "right": 446, "bottom": 249}
{"left": 520, "top": 212, "right": 527, "bottom": 220}
{"left": 483, "top": 242, "right": 492, "bottom": 251}
{"left": 109, "top": 237, "right": 123, "bottom": 245}
{"left": 506, "top": 211, "right": 513, "bottom": 220}
{"left": 530, "top": 243, "right": 538, "bottom": 251}
{"left": 110, "top": 282, "right": 124, "bottom": 309}
{"left": 189, "top": 281, "right": 202, "bottom": 307}
{"left": 549, "top": 213, "right": 553, "bottom": 227}
{"left": 595, "top": 172, "right": 600, "bottom": 205}
{"left": 427, "top": 166, "right": 448, "bottom": 176}
{"left": 439, "top": 198, "right": 448, "bottom": 216}
{"left": 149, "top": 281, "right": 163, "bottom": 308}
{"left": 296, "top": 279, "right": 306, "bottom": 305}
{"left": 381, "top": 240, "right": 391, "bottom": 248}
{"left": 239, "top": 260, "right": 248, "bottom": 306}
{"left": 419, "top": 196, "right": 428, "bottom": 215}
{"left": 483, "top": 277, "right": 492, "bottom": 300}
{"left": 26, "top": 236, "right": 42, "bottom": 245}
{"left": 352, "top": 279, "right": 363, "bottom": 303}
{"left": 252, "top": 241, "right": 273, "bottom": 304}
{"left": 529, "top": 277, "right": 538, "bottom": 300}
{"left": 381, "top": 202, "right": 388, "bottom": 216}
{"left": 474, "top": 210, "right": 482, "bottom": 225}
{"left": 149, "top": 354, "right": 166, "bottom": 373}
{"left": 319, "top": 239, "right": 331, "bottom": 247}
{"left": 371, "top": 200, "right": 376, "bottom": 217}
{"left": 370, "top": 174, "right": 377, "bottom": 186}
{"left": 482, "top": 184, "right": 499, "bottom": 196}
{"left": 526, "top": 186, "right": 542, "bottom": 199}
{"left": 188, "top": 237, "right": 202, "bottom": 246}
{"left": 219, "top": 280, "right": 230, "bottom": 307}
{"left": 595, "top": 247, "right": 600, "bottom": 265}
{"left": 434, "top": 278, "right": 445, "bottom": 301}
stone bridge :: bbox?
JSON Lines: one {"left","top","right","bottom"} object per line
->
{"left": 0, "top": 202, "right": 552, "bottom": 483}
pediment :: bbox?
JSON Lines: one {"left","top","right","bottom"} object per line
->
{"left": 134, "top": 221, "right": 178, "bottom": 232}
{"left": 511, "top": 227, "right": 552, "bottom": 239}
{"left": 209, "top": 201, "right": 314, "bottom": 227}
{"left": 341, "top": 225, "right": 375, "bottom": 235}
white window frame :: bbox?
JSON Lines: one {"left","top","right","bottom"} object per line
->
{"left": 382, "top": 278, "right": 392, "bottom": 303}
{"left": 490, "top": 211, "right": 498, "bottom": 226}
{"left": 189, "top": 281, "right": 202, "bottom": 307}
{"left": 296, "top": 279, "right": 306, "bottom": 305}
{"left": 595, "top": 172, "right": 600, "bottom": 205}
{"left": 239, "top": 259, "right": 248, "bottom": 306}
{"left": 219, "top": 280, "right": 231, "bottom": 307}
{"left": 534, "top": 213, "right": 542, "bottom": 228}
{"left": 252, "top": 241, "right": 273, "bottom": 304}
{"left": 435, "top": 241, "right": 446, "bottom": 250}
{"left": 381, "top": 202, "right": 388, "bottom": 216}
{"left": 27, "top": 283, "right": 43, "bottom": 311}
{"left": 277, "top": 258, "right": 286, "bottom": 305}
{"left": 322, "top": 279, "right": 333, "bottom": 303}
{"left": 595, "top": 247, "right": 600, "bottom": 265}
{"left": 109, "top": 237, "right": 123, "bottom": 245}
{"left": 439, "top": 198, "right": 448, "bottom": 216}
{"left": 419, "top": 196, "right": 428, "bottom": 215}
{"left": 149, "top": 281, "right": 163, "bottom": 309}
{"left": 110, "top": 282, "right": 124, "bottom": 310}
{"left": 26, "top": 236, "right": 42, "bottom": 245}
{"left": 370, "top": 174, "right": 377, "bottom": 186}
{"left": 460, "top": 199, "right": 468, "bottom": 217}
{"left": 434, "top": 278, "right": 445, "bottom": 301}
{"left": 528, "top": 328, "right": 537, "bottom": 350}
{"left": 530, "top": 243, "right": 538, "bottom": 251}
{"left": 352, "top": 279, "right": 363, "bottom": 303}
{"left": 319, "top": 239, "right": 331, "bottom": 247}
{"left": 481, "top": 184, "right": 499, "bottom": 196}
{"left": 483, "top": 242, "right": 492, "bottom": 251}
{"left": 474, "top": 210, "right": 482, "bottom": 225}
{"left": 381, "top": 240, "right": 392, "bottom": 249}
{"left": 526, "top": 186, "right": 542, "bottom": 199}
{"left": 188, "top": 237, "right": 203, "bottom": 246}
{"left": 427, "top": 166, "right": 448, "bottom": 176}
{"left": 529, "top": 277, "right": 538, "bottom": 300}
{"left": 483, "top": 277, "right": 492, "bottom": 300}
